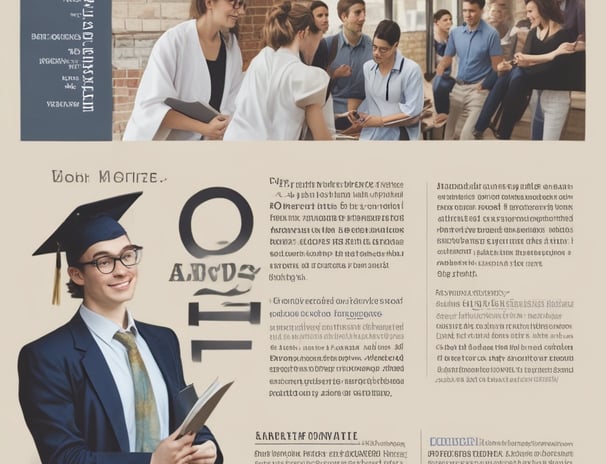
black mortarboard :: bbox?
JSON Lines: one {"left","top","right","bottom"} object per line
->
{"left": 33, "top": 192, "right": 143, "bottom": 305}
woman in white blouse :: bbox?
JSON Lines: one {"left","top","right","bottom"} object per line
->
{"left": 123, "top": 0, "right": 245, "bottom": 140}
{"left": 224, "top": 1, "right": 332, "bottom": 140}
{"left": 348, "top": 20, "right": 424, "bottom": 140}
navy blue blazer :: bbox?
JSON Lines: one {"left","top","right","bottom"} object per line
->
{"left": 18, "top": 312, "right": 223, "bottom": 464}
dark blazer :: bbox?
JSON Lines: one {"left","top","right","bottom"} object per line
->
{"left": 18, "top": 312, "right": 223, "bottom": 464}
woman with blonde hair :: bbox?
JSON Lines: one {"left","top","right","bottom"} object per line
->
{"left": 123, "top": 0, "right": 245, "bottom": 140}
{"left": 224, "top": 1, "right": 332, "bottom": 140}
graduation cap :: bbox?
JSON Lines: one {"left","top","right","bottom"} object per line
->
{"left": 33, "top": 192, "right": 143, "bottom": 305}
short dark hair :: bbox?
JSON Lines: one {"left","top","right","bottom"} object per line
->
{"left": 434, "top": 9, "right": 452, "bottom": 22}
{"left": 373, "top": 19, "right": 400, "bottom": 46}
{"left": 464, "top": 0, "right": 486, "bottom": 9}
{"left": 67, "top": 279, "right": 84, "bottom": 299}
{"left": 337, "top": 0, "right": 365, "bottom": 19}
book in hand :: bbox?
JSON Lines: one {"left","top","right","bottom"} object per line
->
{"left": 164, "top": 97, "right": 220, "bottom": 123}
{"left": 176, "top": 378, "right": 234, "bottom": 438}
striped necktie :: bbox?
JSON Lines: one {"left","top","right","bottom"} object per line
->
{"left": 114, "top": 330, "right": 161, "bottom": 452}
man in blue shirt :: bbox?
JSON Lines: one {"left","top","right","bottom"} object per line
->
{"left": 326, "top": 0, "right": 373, "bottom": 130}
{"left": 436, "top": 0, "right": 503, "bottom": 139}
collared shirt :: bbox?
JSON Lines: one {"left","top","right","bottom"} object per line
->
{"left": 326, "top": 30, "right": 373, "bottom": 113}
{"left": 79, "top": 305, "right": 170, "bottom": 451}
{"left": 359, "top": 51, "right": 424, "bottom": 141}
{"left": 445, "top": 19, "right": 502, "bottom": 84}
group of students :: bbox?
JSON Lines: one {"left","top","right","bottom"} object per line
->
{"left": 122, "top": 0, "right": 585, "bottom": 141}
{"left": 432, "top": 0, "right": 585, "bottom": 140}
{"left": 123, "top": 0, "right": 425, "bottom": 141}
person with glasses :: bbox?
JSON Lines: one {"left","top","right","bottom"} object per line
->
{"left": 123, "top": 0, "right": 245, "bottom": 140}
{"left": 18, "top": 192, "right": 223, "bottom": 464}
{"left": 346, "top": 20, "right": 424, "bottom": 140}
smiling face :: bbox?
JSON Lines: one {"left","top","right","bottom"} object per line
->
{"left": 209, "top": 0, "right": 244, "bottom": 29}
{"left": 312, "top": 6, "right": 329, "bottom": 33}
{"left": 525, "top": 1, "right": 545, "bottom": 29}
{"left": 69, "top": 235, "right": 138, "bottom": 314}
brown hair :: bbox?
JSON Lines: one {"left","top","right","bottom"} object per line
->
{"left": 524, "top": 0, "right": 564, "bottom": 24}
{"left": 337, "top": 0, "right": 365, "bottom": 19}
{"left": 67, "top": 279, "right": 84, "bottom": 299}
{"left": 190, "top": 0, "right": 211, "bottom": 18}
{"left": 263, "top": 1, "right": 316, "bottom": 49}
{"left": 189, "top": 0, "right": 241, "bottom": 39}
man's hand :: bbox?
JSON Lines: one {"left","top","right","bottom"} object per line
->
{"left": 151, "top": 430, "right": 196, "bottom": 464}
{"left": 189, "top": 440, "right": 218, "bottom": 464}
{"left": 332, "top": 64, "right": 352, "bottom": 79}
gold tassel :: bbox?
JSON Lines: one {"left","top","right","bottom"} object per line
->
{"left": 52, "top": 244, "right": 61, "bottom": 306}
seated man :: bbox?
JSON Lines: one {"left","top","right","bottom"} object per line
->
{"left": 18, "top": 192, "right": 222, "bottom": 464}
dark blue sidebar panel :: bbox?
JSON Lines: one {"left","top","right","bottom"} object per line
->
{"left": 21, "top": 0, "right": 112, "bottom": 141}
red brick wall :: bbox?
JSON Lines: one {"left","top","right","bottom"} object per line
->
{"left": 238, "top": 0, "right": 275, "bottom": 70}
{"left": 113, "top": 68, "right": 143, "bottom": 138}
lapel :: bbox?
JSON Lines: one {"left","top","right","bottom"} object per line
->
{"left": 69, "top": 312, "right": 131, "bottom": 452}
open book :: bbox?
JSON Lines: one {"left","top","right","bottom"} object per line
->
{"left": 164, "top": 97, "right": 220, "bottom": 123}
{"left": 176, "top": 378, "right": 234, "bottom": 438}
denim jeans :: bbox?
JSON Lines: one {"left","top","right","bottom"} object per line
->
{"left": 474, "top": 67, "right": 530, "bottom": 138}
{"left": 474, "top": 72, "right": 513, "bottom": 133}
{"left": 432, "top": 75, "right": 455, "bottom": 114}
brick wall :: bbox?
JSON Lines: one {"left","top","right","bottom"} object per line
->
{"left": 400, "top": 31, "right": 426, "bottom": 73}
{"left": 111, "top": 0, "right": 273, "bottom": 139}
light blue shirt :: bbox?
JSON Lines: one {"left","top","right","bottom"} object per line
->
{"left": 445, "top": 19, "right": 502, "bottom": 83}
{"left": 359, "top": 51, "right": 424, "bottom": 141}
{"left": 79, "top": 305, "right": 170, "bottom": 451}
{"left": 326, "top": 31, "right": 373, "bottom": 113}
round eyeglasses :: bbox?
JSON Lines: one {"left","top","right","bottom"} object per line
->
{"left": 79, "top": 246, "right": 143, "bottom": 274}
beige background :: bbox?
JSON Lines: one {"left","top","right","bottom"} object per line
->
{"left": 1, "top": 2, "right": 604, "bottom": 463}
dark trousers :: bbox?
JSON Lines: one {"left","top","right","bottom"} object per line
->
{"left": 432, "top": 75, "right": 455, "bottom": 114}
{"left": 474, "top": 67, "right": 530, "bottom": 138}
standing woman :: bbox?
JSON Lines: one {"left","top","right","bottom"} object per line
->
{"left": 123, "top": 0, "right": 245, "bottom": 140}
{"left": 349, "top": 19, "right": 424, "bottom": 140}
{"left": 224, "top": 1, "right": 332, "bottom": 140}
{"left": 307, "top": 1, "right": 330, "bottom": 68}
{"left": 517, "top": 0, "right": 581, "bottom": 139}
{"left": 431, "top": 9, "right": 454, "bottom": 122}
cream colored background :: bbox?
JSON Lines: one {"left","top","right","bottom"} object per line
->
{"left": 1, "top": 2, "right": 604, "bottom": 463}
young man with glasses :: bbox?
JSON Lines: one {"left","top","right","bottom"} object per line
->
{"left": 18, "top": 192, "right": 223, "bottom": 464}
